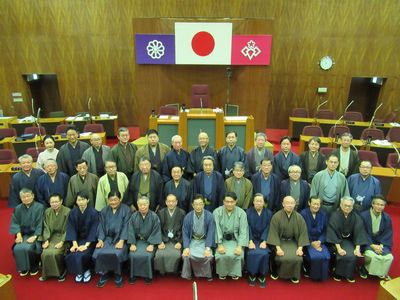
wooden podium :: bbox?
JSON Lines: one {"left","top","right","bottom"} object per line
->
{"left": 0, "top": 274, "right": 16, "bottom": 300}
{"left": 378, "top": 277, "right": 400, "bottom": 300}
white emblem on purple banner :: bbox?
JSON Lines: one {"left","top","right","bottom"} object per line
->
{"left": 146, "top": 40, "right": 165, "bottom": 59}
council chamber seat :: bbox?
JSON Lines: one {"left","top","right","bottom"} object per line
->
{"left": 358, "top": 150, "right": 382, "bottom": 167}
{"left": 26, "top": 147, "right": 45, "bottom": 162}
{"left": 386, "top": 127, "right": 400, "bottom": 142}
{"left": 0, "top": 128, "right": 17, "bottom": 138}
{"left": 360, "top": 128, "right": 385, "bottom": 140}
{"left": 386, "top": 153, "right": 400, "bottom": 169}
{"left": 302, "top": 125, "right": 323, "bottom": 137}
{"left": 23, "top": 126, "right": 46, "bottom": 136}
{"left": 328, "top": 125, "right": 350, "bottom": 138}
{"left": 191, "top": 84, "right": 211, "bottom": 108}
{"left": 55, "top": 124, "right": 70, "bottom": 135}
{"left": 291, "top": 108, "right": 309, "bottom": 118}
{"left": 83, "top": 123, "right": 104, "bottom": 133}
{"left": 320, "top": 147, "right": 336, "bottom": 157}
{"left": 376, "top": 111, "right": 397, "bottom": 123}
{"left": 159, "top": 105, "right": 179, "bottom": 116}
{"left": 344, "top": 111, "right": 364, "bottom": 121}
{"left": 316, "top": 109, "right": 335, "bottom": 120}
{"left": 0, "top": 149, "right": 17, "bottom": 164}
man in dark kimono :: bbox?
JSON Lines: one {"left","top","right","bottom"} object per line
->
{"left": 125, "top": 157, "right": 163, "bottom": 212}
{"left": 300, "top": 196, "right": 330, "bottom": 281}
{"left": 8, "top": 154, "right": 44, "bottom": 208}
{"left": 154, "top": 194, "right": 186, "bottom": 275}
{"left": 35, "top": 159, "right": 70, "bottom": 207}
{"left": 163, "top": 166, "right": 192, "bottom": 212}
{"left": 326, "top": 196, "right": 368, "bottom": 283}
{"left": 273, "top": 136, "right": 300, "bottom": 181}
{"left": 359, "top": 195, "right": 393, "bottom": 280}
{"left": 267, "top": 196, "right": 309, "bottom": 284}
{"left": 299, "top": 136, "right": 326, "bottom": 183}
{"left": 192, "top": 156, "right": 225, "bottom": 212}
{"left": 110, "top": 127, "right": 137, "bottom": 179}
{"left": 332, "top": 133, "right": 359, "bottom": 178}
{"left": 246, "top": 193, "right": 272, "bottom": 288}
{"left": 9, "top": 188, "right": 45, "bottom": 276}
{"left": 245, "top": 132, "right": 274, "bottom": 178}
{"left": 190, "top": 132, "right": 219, "bottom": 174}
{"left": 251, "top": 159, "right": 280, "bottom": 212}
{"left": 181, "top": 195, "right": 215, "bottom": 280}
{"left": 128, "top": 196, "right": 162, "bottom": 284}
{"left": 162, "top": 135, "right": 193, "bottom": 182}
{"left": 280, "top": 165, "right": 310, "bottom": 211}
{"left": 82, "top": 133, "right": 111, "bottom": 177}
{"left": 56, "top": 125, "right": 90, "bottom": 177}
{"left": 225, "top": 162, "right": 253, "bottom": 209}
{"left": 218, "top": 131, "right": 246, "bottom": 179}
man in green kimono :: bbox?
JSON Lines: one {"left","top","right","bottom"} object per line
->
{"left": 225, "top": 162, "right": 253, "bottom": 209}
{"left": 110, "top": 127, "right": 137, "bottom": 179}
{"left": 213, "top": 192, "right": 249, "bottom": 280}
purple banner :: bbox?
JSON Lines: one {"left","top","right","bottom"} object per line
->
{"left": 135, "top": 34, "right": 175, "bottom": 64}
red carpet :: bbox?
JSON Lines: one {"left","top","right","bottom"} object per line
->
{"left": 1, "top": 199, "right": 399, "bottom": 300}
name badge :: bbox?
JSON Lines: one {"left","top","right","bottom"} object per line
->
{"left": 168, "top": 230, "right": 174, "bottom": 238}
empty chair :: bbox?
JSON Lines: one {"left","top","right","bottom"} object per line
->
{"left": 191, "top": 84, "right": 211, "bottom": 108}
{"left": 320, "top": 147, "right": 336, "bottom": 157}
{"left": 26, "top": 147, "right": 46, "bottom": 162}
{"left": 0, "top": 128, "right": 17, "bottom": 138}
{"left": 55, "top": 124, "right": 70, "bottom": 135}
{"left": 316, "top": 109, "right": 335, "bottom": 120}
{"left": 0, "top": 149, "right": 17, "bottom": 164}
{"left": 48, "top": 111, "right": 65, "bottom": 118}
{"left": 159, "top": 105, "right": 179, "bottom": 116}
{"left": 127, "top": 126, "right": 140, "bottom": 141}
{"left": 344, "top": 111, "right": 363, "bottom": 122}
{"left": 291, "top": 108, "right": 309, "bottom": 118}
{"left": 386, "top": 153, "right": 400, "bottom": 169}
{"left": 302, "top": 125, "right": 323, "bottom": 137}
{"left": 376, "top": 112, "right": 397, "bottom": 123}
{"left": 23, "top": 126, "right": 46, "bottom": 136}
{"left": 83, "top": 123, "right": 104, "bottom": 133}
{"left": 360, "top": 128, "right": 385, "bottom": 140}
{"left": 358, "top": 150, "right": 382, "bottom": 167}
{"left": 386, "top": 127, "right": 400, "bottom": 142}
{"left": 328, "top": 125, "right": 351, "bottom": 138}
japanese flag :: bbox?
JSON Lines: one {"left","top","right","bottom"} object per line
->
{"left": 175, "top": 22, "right": 232, "bottom": 65}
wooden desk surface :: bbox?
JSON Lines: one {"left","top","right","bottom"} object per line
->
{"left": 10, "top": 117, "right": 65, "bottom": 125}
{"left": 0, "top": 116, "right": 18, "bottom": 128}
{"left": 289, "top": 117, "right": 394, "bottom": 128}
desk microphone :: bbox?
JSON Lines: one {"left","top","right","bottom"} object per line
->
{"left": 314, "top": 100, "right": 328, "bottom": 123}
{"left": 332, "top": 115, "right": 344, "bottom": 143}
{"left": 368, "top": 102, "right": 384, "bottom": 128}
{"left": 200, "top": 97, "right": 203, "bottom": 110}
{"left": 366, "top": 135, "right": 372, "bottom": 145}
{"left": 151, "top": 109, "right": 156, "bottom": 117}
{"left": 88, "top": 97, "right": 92, "bottom": 123}
{"left": 31, "top": 98, "right": 35, "bottom": 115}
{"left": 350, "top": 143, "right": 359, "bottom": 154}
{"left": 391, "top": 143, "right": 400, "bottom": 175}
{"left": 344, "top": 100, "right": 354, "bottom": 114}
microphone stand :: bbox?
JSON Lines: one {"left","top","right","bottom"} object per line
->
{"left": 344, "top": 100, "right": 354, "bottom": 114}
{"left": 226, "top": 67, "right": 232, "bottom": 105}
{"left": 368, "top": 102, "right": 383, "bottom": 128}
{"left": 391, "top": 143, "right": 400, "bottom": 175}
{"left": 35, "top": 108, "right": 43, "bottom": 145}
{"left": 200, "top": 97, "right": 203, "bottom": 113}
{"left": 313, "top": 99, "right": 328, "bottom": 124}
{"left": 332, "top": 115, "right": 344, "bottom": 146}
{"left": 31, "top": 98, "right": 35, "bottom": 116}
{"left": 88, "top": 97, "right": 93, "bottom": 124}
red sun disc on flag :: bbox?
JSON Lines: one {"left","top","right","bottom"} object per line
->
{"left": 191, "top": 31, "right": 215, "bottom": 56}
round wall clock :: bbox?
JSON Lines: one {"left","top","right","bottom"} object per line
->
{"left": 319, "top": 56, "right": 334, "bottom": 70}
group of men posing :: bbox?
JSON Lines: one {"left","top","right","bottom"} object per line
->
{"left": 8, "top": 126, "right": 394, "bottom": 288}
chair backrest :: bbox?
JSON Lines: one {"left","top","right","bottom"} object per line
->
{"left": 302, "top": 125, "right": 323, "bottom": 137}
{"left": 127, "top": 126, "right": 140, "bottom": 141}
{"left": 83, "top": 123, "right": 104, "bottom": 133}
{"left": 328, "top": 125, "right": 350, "bottom": 138}
{"left": 291, "top": 108, "right": 309, "bottom": 118}
{"left": 383, "top": 112, "right": 397, "bottom": 123}
{"left": 26, "top": 147, "right": 46, "bottom": 162}
{"left": 0, "top": 149, "right": 17, "bottom": 164}
{"left": 320, "top": 147, "right": 336, "bottom": 157}
{"left": 55, "top": 124, "right": 70, "bottom": 135}
{"left": 358, "top": 150, "right": 382, "bottom": 167}
{"left": 0, "top": 128, "right": 17, "bottom": 138}
{"left": 159, "top": 105, "right": 179, "bottom": 116}
{"left": 360, "top": 128, "right": 385, "bottom": 140}
{"left": 191, "top": 84, "right": 211, "bottom": 108}
{"left": 386, "top": 153, "right": 400, "bottom": 169}
{"left": 23, "top": 126, "right": 46, "bottom": 136}
{"left": 386, "top": 127, "right": 400, "bottom": 142}
{"left": 48, "top": 111, "right": 65, "bottom": 118}
{"left": 344, "top": 111, "right": 364, "bottom": 122}
{"left": 316, "top": 109, "right": 335, "bottom": 120}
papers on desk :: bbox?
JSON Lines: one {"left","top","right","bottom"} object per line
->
{"left": 158, "top": 115, "right": 179, "bottom": 120}
{"left": 80, "top": 132, "right": 92, "bottom": 136}
{"left": 65, "top": 116, "right": 85, "bottom": 121}
{"left": 18, "top": 116, "right": 36, "bottom": 123}
{"left": 225, "top": 116, "right": 247, "bottom": 121}
{"left": 371, "top": 140, "right": 392, "bottom": 146}
{"left": 390, "top": 122, "right": 400, "bottom": 127}
{"left": 98, "top": 114, "right": 117, "bottom": 119}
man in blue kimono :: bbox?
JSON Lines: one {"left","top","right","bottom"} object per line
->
{"left": 245, "top": 132, "right": 274, "bottom": 178}
{"left": 273, "top": 136, "right": 300, "bottom": 181}
{"left": 163, "top": 166, "right": 192, "bottom": 212}
{"left": 280, "top": 165, "right": 310, "bottom": 211}
{"left": 218, "top": 131, "right": 246, "bottom": 179}
{"left": 190, "top": 132, "right": 219, "bottom": 174}
{"left": 162, "top": 135, "right": 193, "bottom": 182}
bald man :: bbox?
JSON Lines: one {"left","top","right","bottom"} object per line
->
{"left": 82, "top": 133, "right": 111, "bottom": 177}
{"left": 190, "top": 132, "right": 218, "bottom": 174}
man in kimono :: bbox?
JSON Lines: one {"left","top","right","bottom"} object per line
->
{"left": 218, "top": 131, "right": 246, "bottom": 179}
{"left": 273, "top": 136, "right": 300, "bottom": 181}
{"left": 162, "top": 135, "right": 193, "bottom": 182}
{"left": 359, "top": 195, "right": 393, "bottom": 280}
{"left": 347, "top": 160, "right": 382, "bottom": 212}
{"left": 39, "top": 193, "right": 71, "bottom": 282}
{"left": 225, "top": 161, "right": 253, "bottom": 209}
{"left": 181, "top": 195, "right": 215, "bottom": 281}
{"left": 193, "top": 156, "right": 225, "bottom": 212}
{"left": 128, "top": 196, "right": 162, "bottom": 284}
{"left": 326, "top": 196, "right": 368, "bottom": 283}
{"left": 267, "top": 196, "right": 309, "bottom": 283}
{"left": 245, "top": 132, "right": 274, "bottom": 178}
{"left": 134, "top": 129, "right": 170, "bottom": 174}
{"left": 332, "top": 133, "right": 359, "bottom": 178}
{"left": 190, "top": 132, "right": 218, "bottom": 174}
{"left": 299, "top": 136, "right": 326, "bottom": 183}
{"left": 110, "top": 127, "right": 137, "bottom": 179}
{"left": 163, "top": 166, "right": 192, "bottom": 212}
{"left": 9, "top": 188, "right": 45, "bottom": 276}
{"left": 95, "top": 160, "right": 129, "bottom": 211}
{"left": 213, "top": 192, "right": 249, "bottom": 280}
{"left": 251, "top": 159, "right": 280, "bottom": 211}
{"left": 154, "top": 194, "right": 186, "bottom": 275}
{"left": 280, "top": 165, "right": 310, "bottom": 211}
{"left": 246, "top": 193, "right": 273, "bottom": 288}
{"left": 35, "top": 159, "right": 70, "bottom": 207}
{"left": 310, "top": 153, "right": 350, "bottom": 215}
{"left": 65, "top": 191, "right": 99, "bottom": 283}
{"left": 300, "top": 196, "right": 330, "bottom": 281}
{"left": 8, "top": 154, "right": 44, "bottom": 208}
{"left": 93, "top": 190, "right": 130, "bottom": 288}
{"left": 56, "top": 125, "right": 90, "bottom": 177}
{"left": 65, "top": 159, "right": 99, "bottom": 208}
{"left": 125, "top": 157, "right": 163, "bottom": 212}
{"left": 82, "top": 133, "right": 111, "bottom": 177}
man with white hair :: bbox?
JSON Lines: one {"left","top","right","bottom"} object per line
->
{"left": 245, "top": 132, "right": 273, "bottom": 177}
{"left": 82, "top": 133, "right": 111, "bottom": 177}
{"left": 190, "top": 131, "right": 218, "bottom": 174}
{"left": 162, "top": 135, "right": 193, "bottom": 182}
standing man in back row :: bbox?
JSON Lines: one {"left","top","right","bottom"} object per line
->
{"left": 245, "top": 132, "right": 273, "bottom": 178}
{"left": 218, "top": 131, "right": 245, "bottom": 179}
{"left": 111, "top": 127, "right": 137, "bottom": 179}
